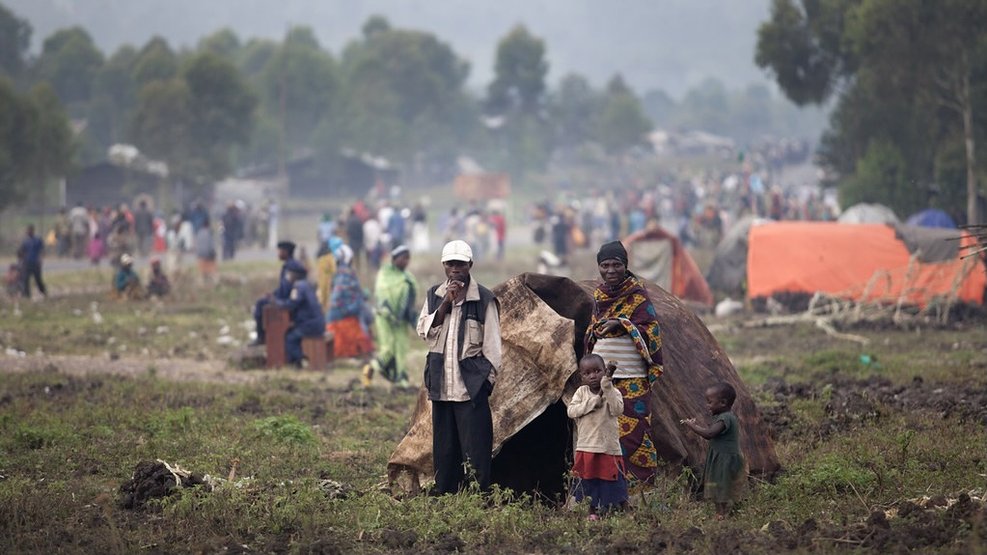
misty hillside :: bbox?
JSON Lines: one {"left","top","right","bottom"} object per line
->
{"left": 9, "top": 0, "right": 772, "bottom": 97}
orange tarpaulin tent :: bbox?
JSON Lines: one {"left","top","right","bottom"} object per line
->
{"left": 624, "top": 226, "right": 714, "bottom": 307}
{"left": 747, "top": 222, "right": 985, "bottom": 306}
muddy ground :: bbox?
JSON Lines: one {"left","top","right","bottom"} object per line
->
{"left": 1, "top": 258, "right": 986, "bottom": 553}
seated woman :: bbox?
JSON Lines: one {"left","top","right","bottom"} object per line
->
{"left": 113, "top": 254, "right": 144, "bottom": 300}
{"left": 585, "top": 240, "right": 664, "bottom": 490}
{"left": 276, "top": 259, "right": 325, "bottom": 368}
{"left": 325, "top": 244, "right": 374, "bottom": 359}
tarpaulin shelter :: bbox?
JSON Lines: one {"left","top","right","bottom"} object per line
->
{"left": 837, "top": 203, "right": 900, "bottom": 225}
{"left": 387, "top": 274, "right": 780, "bottom": 498}
{"left": 906, "top": 208, "right": 957, "bottom": 229}
{"left": 706, "top": 216, "right": 770, "bottom": 294}
{"left": 747, "top": 222, "right": 985, "bottom": 307}
{"left": 623, "top": 227, "right": 714, "bottom": 307}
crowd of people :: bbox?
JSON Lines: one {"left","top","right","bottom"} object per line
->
{"left": 531, "top": 171, "right": 836, "bottom": 264}
{"left": 9, "top": 190, "right": 749, "bottom": 520}
{"left": 249, "top": 230, "right": 743, "bottom": 518}
{"left": 5, "top": 197, "right": 285, "bottom": 301}
{"left": 250, "top": 236, "right": 418, "bottom": 389}
{"left": 41, "top": 198, "right": 278, "bottom": 269}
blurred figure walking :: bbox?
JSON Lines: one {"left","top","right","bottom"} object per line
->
{"left": 18, "top": 225, "right": 47, "bottom": 299}
{"left": 362, "top": 245, "right": 417, "bottom": 387}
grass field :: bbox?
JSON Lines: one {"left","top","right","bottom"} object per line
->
{"left": 1, "top": 250, "right": 985, "bottom": 553}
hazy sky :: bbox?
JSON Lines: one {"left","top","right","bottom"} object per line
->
{"left": 9, "top": 0, "right": 774, "bottom": 97}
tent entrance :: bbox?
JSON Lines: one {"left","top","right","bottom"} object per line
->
{"left": 490, "top": 401, "right": 571, "bottom": 502}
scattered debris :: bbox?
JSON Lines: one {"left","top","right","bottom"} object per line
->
{"left": 715, "top": 297, "right": 744, "bottom": 317}
{"left": 118, "top": 459, "right": 209, "bottom": 509}
{"left": 90, "top": 302, "right": 103, "bottom": 325}
{"left": 319, "top": 479, "right": 351, "bottom": 500}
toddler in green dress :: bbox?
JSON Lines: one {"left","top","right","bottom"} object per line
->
{"left": 682, "top": 382, "right": 746, "bottom": 519}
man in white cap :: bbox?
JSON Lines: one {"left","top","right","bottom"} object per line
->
{"left": 416, "top": 239, "right": 501, "bottom": 494}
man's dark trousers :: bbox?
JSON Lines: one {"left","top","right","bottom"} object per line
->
{"left": 22, "top": 262, "right": 46, "bottom": 298}
{"left": 431, "top": 394, "right": 493, "bottom": 494}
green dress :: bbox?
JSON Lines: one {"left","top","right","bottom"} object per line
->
{"left": 369, "top": 263, "right": 417, "bottom": 383}
{"left": 703, "top": 411, "right": 746, "bottom": 504}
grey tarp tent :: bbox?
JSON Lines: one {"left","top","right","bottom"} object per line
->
{"left": 837, "top": 203, "right": 900, "bottom": 225}
{"left": 706, "top": 216, "right": 769, "bottom": 294}
{"left": 387, "top": 274, "right": 780, "bottom": 498}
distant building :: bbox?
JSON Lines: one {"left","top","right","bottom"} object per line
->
{"left": 66, "top": 144, "right": 175, "bottom": 208}
{"left": 648, "top": 129, "right": 735, "bottom": 157}
{"left": 66, "top": 161, "right": 169, "bottom": 209}
{"left": 237, "top": 149, "right": 399, "bottom": 199}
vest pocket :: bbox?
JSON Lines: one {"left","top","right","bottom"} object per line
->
{"left": 462, "top": 319, "right": 484, "bottom": 358}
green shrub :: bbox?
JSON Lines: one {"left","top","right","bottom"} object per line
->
{"left": 12, "top": 425, "right": 59, "bottom": 450}
{"left": 803, "top": 350, "right": 857, "bottom": 373}
{"left": 252, "top": 415, "right": 316, "bottom": 445}
{"left": 790, "top": 453, "right": 875, "bottom": 494}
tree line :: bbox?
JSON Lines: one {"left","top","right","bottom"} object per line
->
{"left": 0, "top": 4, "right": 665, "bottom": 210}
{"left": 756, "top": 0, "right": 987, "bottom": 224}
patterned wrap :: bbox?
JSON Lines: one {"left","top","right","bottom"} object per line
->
{"left": 586, "top": 273, "right": 664, "bottom": 486}
{"left": 326, "top": 265, "right": 365, "bottom": 322}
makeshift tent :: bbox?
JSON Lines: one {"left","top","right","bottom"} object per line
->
{"left": 837, "top": 203, "right": 900, "bottom": 225}
{"left": 747, "top": 222, "right": 985, "bottom": 307}
{"left": 387, "top": 273, "right": 780, "bottom": 498}
{"left": 706, "top": 216, "right": 770, "bottom": 294}
{"left": 906, "top": 208, "right": 957, "bottom": 229}
{"left": 623, "top": 227, "right": 714, "bottom": 307}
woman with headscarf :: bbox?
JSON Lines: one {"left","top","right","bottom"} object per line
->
{"left": 325, "top": 243, "right": 374, "bottom": 359}
{"left": 315, "top": 236, "right": 343, "bottom": 307}
{"left": 362, "top": 245, "right": 417, "bottom": 388}
{"left": 585, "top": 240, "right": 663, "bottom": 489}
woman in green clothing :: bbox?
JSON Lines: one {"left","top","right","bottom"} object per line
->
{"left": 362, "top": 245, "right": 418, "bottom": 387}
{"left": 682, "top": 382, "right": 746, "bottom": 519}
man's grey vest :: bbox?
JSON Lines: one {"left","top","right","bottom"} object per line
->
{"left": 424, "top": 282, "right": 497, "bottom": 403}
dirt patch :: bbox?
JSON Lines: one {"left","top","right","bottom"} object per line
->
{"left": 118, "top": 460, "right": 208, "bottom": 509}
{"left": 0, "top": 353, "right": 392, "bottom": 391}
{"left": 380, "top": 528, "right": 418, "bottom": 550}
{"left": 761, "top": 373, "right": 987, "bottom": 440}
{"left": 298, "top": 539, "right": 343, "bottom": 555}
{"left": 24, "top": 375, "right": 105, "bottom": 401}
{"left": 431, "top": 532, "right": 465, "bottom": 553}
{"left": 651, "top": 498, "right": 985, "bottom": 554}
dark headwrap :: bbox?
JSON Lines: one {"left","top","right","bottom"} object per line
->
{"left": 277, "top": 240, "right": 297, "bottom": 257}
{"left": 597, "top": 240, "right": 628, "bottom": 265}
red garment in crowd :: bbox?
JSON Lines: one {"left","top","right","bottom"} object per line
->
{"left": 489, "top": 213, "right": 507, "bottom": 242}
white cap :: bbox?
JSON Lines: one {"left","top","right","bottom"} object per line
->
{"left": 441, "top": 240, "right": 473, "bottom": 263}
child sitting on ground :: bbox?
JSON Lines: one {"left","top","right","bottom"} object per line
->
{"left": 568, "top": 354, "right": 628, "bottom": 519}
{"left": 147, "top": 258, "right": 171, "bottom": 298}
{"left": 683, "top": 382, "right": 746, "bottom": 520}
{"left": 4, "top": 262, "right": 22, "bottom": 297}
